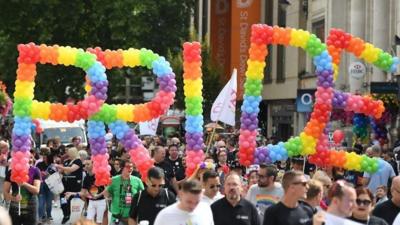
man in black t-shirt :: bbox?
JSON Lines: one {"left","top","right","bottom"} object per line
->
{"left": 152, "top": 146, "right": 177, "bottom": 193}
{"left": 212, "top": 172, "right": 260, "bottom": 225}
{"left": 128, "top": 167, "right": 176, "bottom": 225}
{"left": 373, "top": 176, "right": 400, "bottom": 225}
{"left": 165, "top": 145, "right": 185, "bottom": 181}
{"left": 263, "top": 170, "right": 313, "bottom": 225}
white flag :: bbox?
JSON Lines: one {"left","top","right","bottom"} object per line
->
{"left": 139, "top": 117, "right": 159, "bottom": 136}
{"left": 210, "top": 68, "right": 237, "bottom": 126}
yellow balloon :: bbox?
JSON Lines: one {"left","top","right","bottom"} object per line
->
{"left": 344, "top": 152, "right": 362, "bottom": 171}
{"left": 183, "top": 79, "right": 202, "bottom": 97}
{"left": 360, "top": 43, "right": 381, "bottom": 63}
{"left": 290, "top": 29, "right": 310, "bottom": 49}
{"left": 14, "top": 80, "right": 35, "bottom": 99}
{"left": 116, "top": 104, "right": 135, "bottom": 122}
{"left": 31, "top": 100, "right": 51, "bottom": 119}
{"left": 58, "top": 46, "right": 78, "bottom": 66}
{"left": 246, "top": 60, "right": 265, "bottom": 80}
{"left": 300, "top": 132, "right": 316, "bottom": 155}
{"left": 123, "top": 48, "right": 141, "bottom": 67}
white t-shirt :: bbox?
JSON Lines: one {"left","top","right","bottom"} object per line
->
{"left": 154, "top": 202, "right": 214, "bottom": 225}
{"left": 200, "top": 192, "right": 224, "bottom": 205}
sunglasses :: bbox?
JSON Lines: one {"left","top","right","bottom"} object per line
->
{"left": 210, "top": 184, "right": 221, "bottom": 189}
{"left": 356, "top": 199, "right": 371, "bottom": 206}
{"left": 292, "top": 181, "right": 308, "bottom": 187}
{"left": 151, "top": 184, "right": 165, "bottom": 188}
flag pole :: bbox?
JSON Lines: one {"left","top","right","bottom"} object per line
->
{"left": 206, "top": 124, "right": 217, "bottom": 155}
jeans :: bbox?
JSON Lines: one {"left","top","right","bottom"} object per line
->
{"left": 38, "top": 183, "right": 53, "bottom": 219}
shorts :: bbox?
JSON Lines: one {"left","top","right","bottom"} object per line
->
{"left": 87, "top": 199, "right": 107, "bottom": 223}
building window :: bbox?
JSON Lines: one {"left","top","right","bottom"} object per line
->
{"left": 312, "top": 19, "right": 325, "bottom": 41}
{"left": 263, "top": 0, "right": 273, "bottom": 84}
{"left": 276, "top": 4, "right": 286, "bottom": 83}
{"left": 311, "top": 19, "right": 325, "bottom": 75}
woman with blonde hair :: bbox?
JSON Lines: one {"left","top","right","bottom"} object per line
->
{"left": 55, "top": 147, "right": 84, "bottom": 224}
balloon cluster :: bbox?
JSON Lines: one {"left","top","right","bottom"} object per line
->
{"left": 370, "top": 116, "right": 388, "bottom": 146}
{"left": 182, "top": 42, "right": 205, "bottom": 176}
{"left": 327, "top": 28, "right": 399, "bottom": 80}
{"left": 308, "top": 133, "right": 330, "bottom": 167}
{"left": 239, "top": 25, "right": 397, "bottom": 174}
{"left": 352, "top": 114, "right": 369, "bottom": 139}
{"left": 12, "top": 43, "right": 177, "bottom": 185}
{"left": 87, "top": 47, "right": 176, "bottom": 183}
{"left": 12, "top": 43, "right": 106, "bottom": 184}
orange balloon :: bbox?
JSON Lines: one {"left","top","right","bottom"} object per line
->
{"left": 347, "top": 37, "right": 365, "bottom": 57}
{"left": 104, "top": 49, "right": 124, "bottom": 69}
{"left": 39, "top": 44, "right": 59, "bottom": 65}
{"left": 248, "top": 43, "right": 268, "bottom": 61}
{"left": 16, "top": 64, "right": 37, "bottom": 81}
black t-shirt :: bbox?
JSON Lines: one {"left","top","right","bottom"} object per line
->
{"left": 82, "top": 173, "right": 105, "bottom": 200}
{"left": 129, "top": 188, "right": 176, "bottom": 225}
{"left": 349, "top": 215, "right": 388, "bottom": 225}
{"left": 166, "top": 157, "right": 185, "bottom": 181}
{"left": 372, "top": 199, "right": 400, "bottom": 225}
{"left": 154, "top": 161, "right": 175, "bottom": 191}
{"left": 62, "top": 158, "right": 83, "bottom": 192}
{"left": 211, "top": 197, "right": 260, "bottom": 225}
{"left": 262, "top": 202, "right": 313, "bottom": 225}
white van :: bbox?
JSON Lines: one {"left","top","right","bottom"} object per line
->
{"left": 34, "top": 119, "right": 87, "bottom": 148}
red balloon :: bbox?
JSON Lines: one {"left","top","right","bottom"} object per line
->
{"left": 332, "top": 130, "right": 344, "bottom": 144}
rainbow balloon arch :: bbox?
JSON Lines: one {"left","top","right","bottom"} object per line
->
{"left": 10, "top": 25, "right": 399, "bottom": 186}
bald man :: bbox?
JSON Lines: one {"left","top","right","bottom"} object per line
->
{"left": 212, "top": 172, "right": 260, "bottom": 225}
{"left": 372, "top": 176, "right": 400, "bottom": 224}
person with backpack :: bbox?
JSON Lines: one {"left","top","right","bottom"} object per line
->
{"left": 128, "top": 167, "right": 176, "bottom": 225}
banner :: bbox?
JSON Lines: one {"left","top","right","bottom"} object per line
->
{"left": 210, "top": 0, "right": 232, "bottom": 81}
{"left": 139, "top": 117, "right": 159, "bottom": 136}
{"left": 210, "top": 69, "right": 237, "bottom": 126}
{"left": 231, "top": 0, "right": 261, "bottom": 99}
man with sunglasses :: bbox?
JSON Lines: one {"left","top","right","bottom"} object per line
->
{"left": 201, "top": 170, "right": 223, "bottom": 205}
{"left": 106, "top": 160, "right": 144, "bottom": 225}
{"left": 128, "top": 167, "right": 176, "bottom": 225}
{"left": 246, "top": 164, "right": 283, "bottom": 224}
{"left": 262, "top": 170, "right": 312, "bottom": 225}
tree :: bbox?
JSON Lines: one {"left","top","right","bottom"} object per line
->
{"left": 0, "top": 0, "right": 195, "bottom": 102}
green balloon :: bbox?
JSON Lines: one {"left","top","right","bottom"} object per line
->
{"left": 91, "top": 104, "right": 117, "bottom": 123}
{"left": 13, "top": 98, "right": 32, "bottom": 117}
{"left": 75, "top": 50, "right": 96, "bottom": 70}
{"left": 140, "top": 48, "right": 159, "bottom": 69}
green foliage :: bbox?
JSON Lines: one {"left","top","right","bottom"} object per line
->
{"left": 0, "top": 0, "right": 194, "bottom": 103}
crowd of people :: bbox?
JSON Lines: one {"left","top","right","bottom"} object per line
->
{"left": 0, "top": 131, "right": 399, "bottom": 225}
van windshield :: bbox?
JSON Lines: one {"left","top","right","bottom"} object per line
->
{"left": 42, "top": 127, "right": 86, "bottom": 145}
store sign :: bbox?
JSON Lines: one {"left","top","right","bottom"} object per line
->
{"left": 296, "top": 89, "right": 316, "bottom": 112}
{"left": 348, "top": 62, "right": 366, "bottom": 79}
